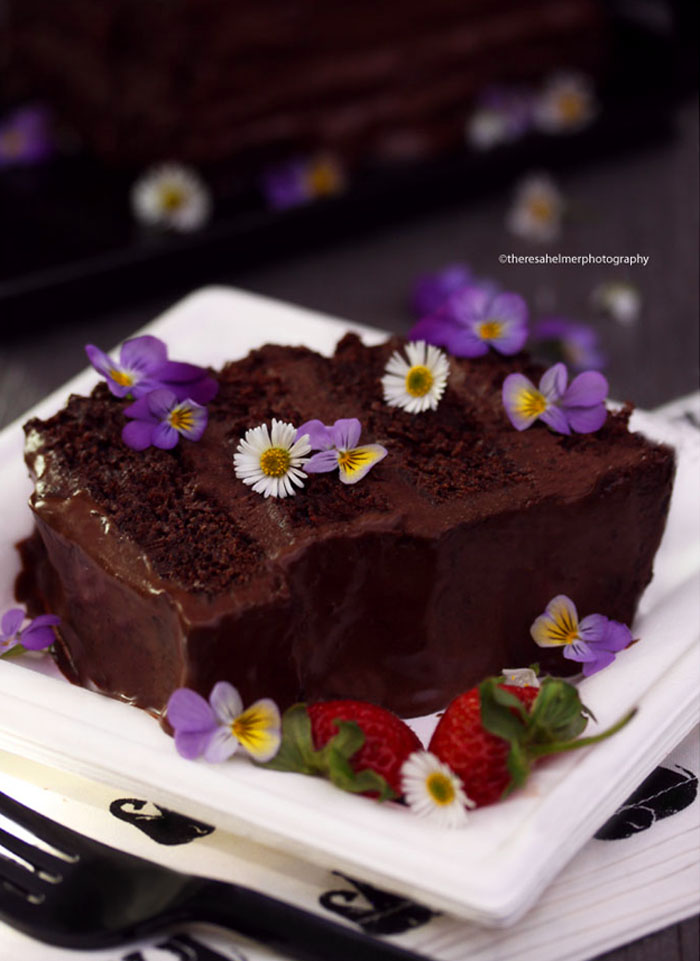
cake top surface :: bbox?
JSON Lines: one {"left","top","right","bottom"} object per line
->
{"left": 24, "top": 333, "right": 669, "bottom": 599}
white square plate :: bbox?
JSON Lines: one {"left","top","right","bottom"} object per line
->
{"left": 0, "top": 287, "right": 698, "bottom": 926}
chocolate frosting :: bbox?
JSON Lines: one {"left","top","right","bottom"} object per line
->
{"left": 18, "top": 335, "right": 675, "bottom": 717}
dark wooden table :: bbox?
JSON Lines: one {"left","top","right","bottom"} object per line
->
{"left": 0, "top": 98, "right": 698, "bottom": 961}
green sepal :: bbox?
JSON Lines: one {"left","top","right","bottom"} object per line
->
{"left": 526, "top": 677, "right": 591, "bottom": 744}
{"left": 480, "top": 674, "right": 636, "bottom": 801}
{"left": 259, "top": 705, "right": 397, "bottom": 801}
{"left": 479, "top": 678, "right": 530, "bottom": 742}
{"left": 0, "top": 643, "right": 31, "bottom": 660}
{"left": 260, "top": 704, "right": 323, "bottom": 775}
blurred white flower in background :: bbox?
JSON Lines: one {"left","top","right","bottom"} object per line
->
{"left": 534, "top": 72, "right": 597, "bottom": 135}
{"left": 591, "top": 280, "right": 642, "bottom": 326}
{"left": 507, "top": 173, "right": 565, "bottom": 243}
{"left": 131, "top": 163, "right": 211, "bottom": 232}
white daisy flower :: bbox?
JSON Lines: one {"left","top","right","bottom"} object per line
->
{"left": 131, "top": 162, "right": 211, "bottom": 232}
{"left": 382, "top": 341, "right": 450, "bottom": 414}
{"left": 507, "top": 173, "right": 564, "bottom": 243}
{"left": 401, "top": 751, "right": 474, "bottom": 828}
{"left": 534, "top": 72, "right": 597, "bottom": 134}
{"left": 233, "top": 419, "right": 311, "bottom": 499}
{"left": 466, "top": 109, "right": 510, "bottom": 150}
{"left": 591, "top": 280, "right": 641, "bottom": 326}
{"left": 501, "top": 667, "right": 540, "bottom": 688}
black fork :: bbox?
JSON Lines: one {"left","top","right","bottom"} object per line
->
{"left": 0, "top": 790, "right": 433, "bottom": 960}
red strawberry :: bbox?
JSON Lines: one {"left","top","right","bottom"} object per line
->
{"left": 262, "top": 699, "right": 421, "bottom": 800}
{"left": 429, "top": 676, "right": 634, "bottom": 807}
{"left": 308, "top": 700, "right": 422, "bottom": 797}
{"left": 429, "top": 683, "right": 538, "bottom": 807}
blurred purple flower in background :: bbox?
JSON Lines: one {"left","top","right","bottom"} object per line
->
{"left": 0, "top": 105, "right": 52, "bottom": 169}
{"left": 533, "top": 317, "right": 606, "bottom": 371}
{"left": 411, "top": 286, "right": 528, "bottom": 357}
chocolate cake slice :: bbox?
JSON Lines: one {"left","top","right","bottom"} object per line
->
{"left": 17, "top": 334, "right": 674, "bottom": 718}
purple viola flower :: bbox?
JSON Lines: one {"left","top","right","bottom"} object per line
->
{"left": 86, "top": 335, "right": 169, "bottom": 398}
{"left": 410, "top": 264, "right": 473, "bottom": 317}
{"left": 502, "top": 362, "right": 608, "bottom": 435}
{"left": 85, "top": 335, "right": 218, "bottom": 403}
{"left": 297, "top": 418, "right": 387, "bottom": 485}
{"left": 167, "top": 682, "right": 281, "bottom": 763}
{"left": 0, "top": 106, "right": 52, "bottom": 169}
{"left": 0, "top": 608, "right": 60, "bottom": 656}
{"left": 530, "top": 594, "right": 632, "bottom": 676}
{"left": 411, "top": 286, "right": 528, "bottom": 358}
{"left": 122, "top": 389, "right": 208, "bottom": 451}
{"left": 533, "top": 318, "right": 606, "bottom": 372}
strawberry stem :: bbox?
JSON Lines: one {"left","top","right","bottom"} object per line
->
{"left": 527, "top": 707, "right": 637, "bottom": 758}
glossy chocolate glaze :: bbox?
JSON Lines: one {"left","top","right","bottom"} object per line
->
{"left": 17, "top": 335, "right": 675, "bottom": 717}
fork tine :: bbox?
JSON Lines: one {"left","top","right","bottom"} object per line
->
{"left": 0, "top": 850, "right": 47, "bottom": 900}
{"left": 0, "top": 826, "right": 66, "bottom": 879}
{"left": 0, "top": 792, "right": 80, "bottom": 859}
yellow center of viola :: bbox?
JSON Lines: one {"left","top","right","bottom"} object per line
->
{"left": 159, "top": 184, "right": 186, "bottom": 211}
{"left": 109, "top": 368, "right": 134, "bottom": 387}
{"left": 259, "top": 447, "right": 291, "bottom": 478}
{"left": 168, "top": 407, "right": 193, "bottom": 432}
{"left": 405, "top": 365, "right": 434, "bottom": 398}
{"left": 519, "top": 388, "right": 548, "bottom": 418}
{"left": 478, "top": 320, "right": 503, "bottom": 340}
{"left": 558, "top": 91, "right": 585, "bottom": 122}
{"left": 528, "top": 197, "right": 553, "bottom": 223}
{"left": 426, "top": 772, "right": 456, "bottom": 806}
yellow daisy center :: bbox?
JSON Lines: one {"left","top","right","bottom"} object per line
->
{"left": 405, "top": 364, "right": 434, "bottom": 398}
{"left": 558, "top": 91, "right": 585, "bottom": 122}
{"left": 426, "top": 772, "right": 456, "bottom": 806}
{"left": 260, "top": 446, "right": 291, "bottom": 478}
{"left": 160, "top": 184, "right": 186, "bottom": 211}
{"left": 168, "top": 407, "right": 194, "bottom": 432}
{"left": 479, "top": 320, "right": 503, "bottom": 340}
{"left": 109, "top": 368, "right": 134, "bottom": 388}
{"left": 528, "top": 197, "right": 553, "bottom": 223}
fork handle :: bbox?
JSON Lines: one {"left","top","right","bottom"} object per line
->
{"left": 189, "top": 878, "right": 433, "bottom": 961}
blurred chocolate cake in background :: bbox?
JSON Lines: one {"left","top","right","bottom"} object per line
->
{"left": 4, "top": 0, "right": 609, "bottom": 170}
{"left": 0, "top": 0, "right": 691, "bottom": 319}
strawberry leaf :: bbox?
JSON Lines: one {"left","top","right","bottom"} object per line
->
{"left": 504, "top": 740, "right": 531, "bottom": 793}
{"left": 479, "top": 678, "right": 530, "bottom": 742}
{"left": 260, "top": 707, "right": 397, "bottom": 801}
{"left": 527, "top": 678, "right": 590, "bottom": 744}
{"left": 260, "top": 703, "right": 322, "bottom": 774}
